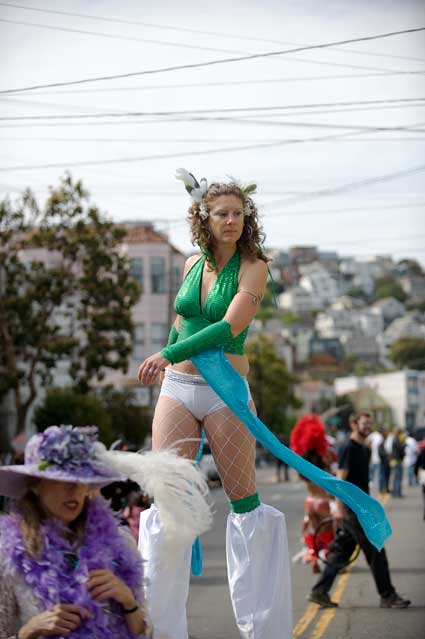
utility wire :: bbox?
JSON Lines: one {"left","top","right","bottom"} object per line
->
{"left": 266, "top": 163, "right": 425, "bottom": 210}
{"left": 2, "top": 114, "right": 425, "bottom": 133}
{"left": 1, "top": 1, "right": 424, "bottom": 64}
{"left": 1, "top": 26, "right": 424, "bottom": 95}
{"left": 157, "top": 202, "right": 425, "bottom": 228}
{"left": 1, "top": 16, "right": 424, "bottom": 82}
{"left": 2, "top": 16, "right": 423, "bottom": 81}
{"left": 5, "top": 16, "right": 422, "bottom": 80}
{"left": 14, "top": 70, "right": 425, "bottom": 96}
{"left": 246, "top": 103, "right": 425, "bottom": 119}
{"left": 2, "top": 124, "right": 425, "bottom": 171}
{"left": 1, "top": 97, "right": 424, "bottom": 121}
{"left": 0, "top": 133, "right": 361, "bottom": 171}
{"left": 2, "top": 136, "right": 425, "bottom": 144}
{"left": 0, "top": 17, "right": 251, "bottom": 55}
{"left": 171, "top": 116, "right": 425, "bottom": 134}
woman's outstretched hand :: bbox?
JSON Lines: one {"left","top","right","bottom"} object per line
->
{"left": 138, "top": 352, "right": 170, "bottom": 385}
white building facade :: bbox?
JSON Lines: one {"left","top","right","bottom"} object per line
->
{"left": 299, "top": 262, "right": 340, "bottom": 307}
{"left": 334, "top": 370, "right": 425, "bottom": 432}
{"left": 279, "top": 286, "right": 321, "bottom": 314}
{"left": 105, "top": 224, "right": 186, "bottom": 403}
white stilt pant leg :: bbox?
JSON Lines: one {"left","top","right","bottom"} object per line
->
{"left": 226, "top": 504, "right": 293, "bottom": 639}
{"left": 138, "top": 505, "right": 192, "bottom": 639}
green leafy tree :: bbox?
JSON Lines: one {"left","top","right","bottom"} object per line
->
{"left": 406, "top": 299, "right": 425, "bottom": 313}
{"left": 397, "top": 259, "right": 423, "bottom": 276}
{"left": 0, "top": 175, "right": 141, "bottom": 433}
{"left": 246, "top": 334, "right": 301, "bottom": 437}
{"left": 33, "top": 387, "right": 114, "bottom": 446}
{"left": 374, "top": 275, "right": 407, "bottom": 303}
{"left": 281, "top": 311, "right": 300, "bottom": 326}
{"left": 389, "top": 337, "right": 425, "bottom": 370}
{"left": 329, "top": 394, "right": 355, "bottom": 432}
{"left": 346, "top": 286, "right": 369, "bottom": 301}
{"left": 99, "top": 387, "right": 152, "bottom": 448}
{"left": 256, "top": 307, "right": 278, "bottom": 322}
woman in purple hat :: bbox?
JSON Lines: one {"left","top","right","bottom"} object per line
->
{"left": 0, "top": 425, "right": 152, "bottom": 638}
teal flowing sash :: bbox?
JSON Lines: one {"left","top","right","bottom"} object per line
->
{"left": 192, "top": 349, "right": 392, "bottom": 551}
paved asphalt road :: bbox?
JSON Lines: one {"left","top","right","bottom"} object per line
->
{"left": 186, "top": 465, "right": 425, "bottom": 639}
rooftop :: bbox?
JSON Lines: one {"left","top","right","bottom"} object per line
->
{"left": 123, "top": 223, "right": 168, "bottom": 245}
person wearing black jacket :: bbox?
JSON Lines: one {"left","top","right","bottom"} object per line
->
{"left": 309, "top": 413, "right": 411, "bottom": 609}
{"left": 414, "top": 445, "right": 425, "bottom": 519}
{"left": 378, "top": 434, "right": 391, "bottom": 494}
{"left": 391, "top": 430, "right": 406, "bottom": 498}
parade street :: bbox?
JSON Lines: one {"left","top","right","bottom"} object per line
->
{"left": 187, "top": 467, "right": 425, "bottom": 639}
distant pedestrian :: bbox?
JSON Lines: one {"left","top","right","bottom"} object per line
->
{"left": 378, "top": 434, "right": 391, "bottom": 494}
{"left": 414, "top": 444, "right": 425, "bottom": 519}
{"left": 368, "top": 428, "right": 383, "bottom": 490}
{"left": 391, "top": 430, "right": 406, "bottom": 497}
{"left": 275, "top": 434, "right": 290, "bottom": 482}
{"left": 404, "top": 435, "right": 419, "bottom": 487}
{"left": 122, "top": 491, "right": 151, "bottom": 541}
{"left": 384, "top": 431, "right": 395, "bottom": 492}
{"left": 309, "top": 413, "right": 411, "bottom": 609}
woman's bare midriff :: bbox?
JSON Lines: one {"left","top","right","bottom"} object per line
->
{"left": 169, "top": 352, "right": 249, "bottom": 377}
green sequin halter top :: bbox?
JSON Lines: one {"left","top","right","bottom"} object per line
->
{"left": 174, "top": 250, "right": 249, "bottom": 355}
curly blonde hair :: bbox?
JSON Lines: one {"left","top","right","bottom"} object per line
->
{"left": 187, "top": 182, "right": 268, "bottom": 265}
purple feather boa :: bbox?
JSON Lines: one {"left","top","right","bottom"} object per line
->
{"left": 0, "top": 497, "right": 144, "bottom": 638}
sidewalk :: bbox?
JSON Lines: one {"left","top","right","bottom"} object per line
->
{"left": 293, "top": 485, "right": 425, "bottom": 639}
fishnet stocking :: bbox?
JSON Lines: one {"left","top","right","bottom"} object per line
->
{"left": 203, "top": 403, "right": 257, "bottom": 501}
{"left": 152, "top": 395, "right": 201, "bottom": 460}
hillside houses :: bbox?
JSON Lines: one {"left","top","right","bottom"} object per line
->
{"left": 270, "top": 247, "right": 424, "bottom": 372}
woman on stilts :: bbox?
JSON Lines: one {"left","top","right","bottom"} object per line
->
{"left": 138, "top": 169, "right": 292, "bottom": 639}
{"left": 137, "top": 169, "right": 392, "bottom": 639}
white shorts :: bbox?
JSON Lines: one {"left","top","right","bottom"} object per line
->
{"left": 160, "top": 369, "right": 252, "bottom": 422}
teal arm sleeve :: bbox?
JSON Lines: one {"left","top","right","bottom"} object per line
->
{"left": 161, "top": 320, "right": 233, "bottom": 364}
{"left": 166, "top": 325, "right": 179, "bottom": 347}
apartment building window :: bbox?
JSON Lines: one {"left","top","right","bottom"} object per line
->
{"left": 151, "top": 323, "right": 168, "bottom": 347}
{"left": 407, "top": 375, "right": 418, "bottom": 395}
{"left": 151, "top": 256, "right": 167, "bottom": 294}
{"left": 171, "top": 265, "right": 182, "bottom": 293}
{"left": 129, "top": 258, "right": 144, "bottom": 287}
{"left": 133, "top": 323, "right": 145, "bottom": 360}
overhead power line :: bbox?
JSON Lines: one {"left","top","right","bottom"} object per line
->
{"left": 1, "top": 122, "right": 425, "bottom": 170}
{"left": 2, "top": 122, "right": 425, "bottom": 171}
{"left": 266, "top": 163, "right": 425, "bottom": 210}
{"left": 3, "top": 15, "right": 424, "bottom": 82}
{"left": 2, "top": 114, "right": 425, "bottom": 134}
{"left": 2, "top": 136, "right": 425, "bottom": 144}
{"left": 1, "top": 26, "right": 424, "bottom": 95}
{"left": 1, "top": 97, "right": 424, "bottom": 121}
{"left": 159, "top": 202, "right": 425, "bottom": 228}
{"left": 14, "top": 71, "right": 425, "bottom": 96}
{"left": 1, "top": 1, "right": 424, "bottom": 64}
{"left": 0, "top": 17, "right": 250, "bottom": 55}
{"left": 0, "top": 133, "right": 360, "bottom": 171}
{"left": 172, "top": 116, "right": 425, "bottom": 134}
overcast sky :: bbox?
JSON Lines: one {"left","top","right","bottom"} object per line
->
{"left": 1, "top": 0, "right": 425, "bottom": 264}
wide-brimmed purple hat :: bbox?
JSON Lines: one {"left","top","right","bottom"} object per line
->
{"left": 0, "top": 425, "right": 125, "bottom": 499}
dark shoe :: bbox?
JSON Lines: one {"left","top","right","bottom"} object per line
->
{"left": 309, "top": 591, "right": 339, "bottom": 608}
{"left": 380, "top": 592, "right": 411, "bottom": 609}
